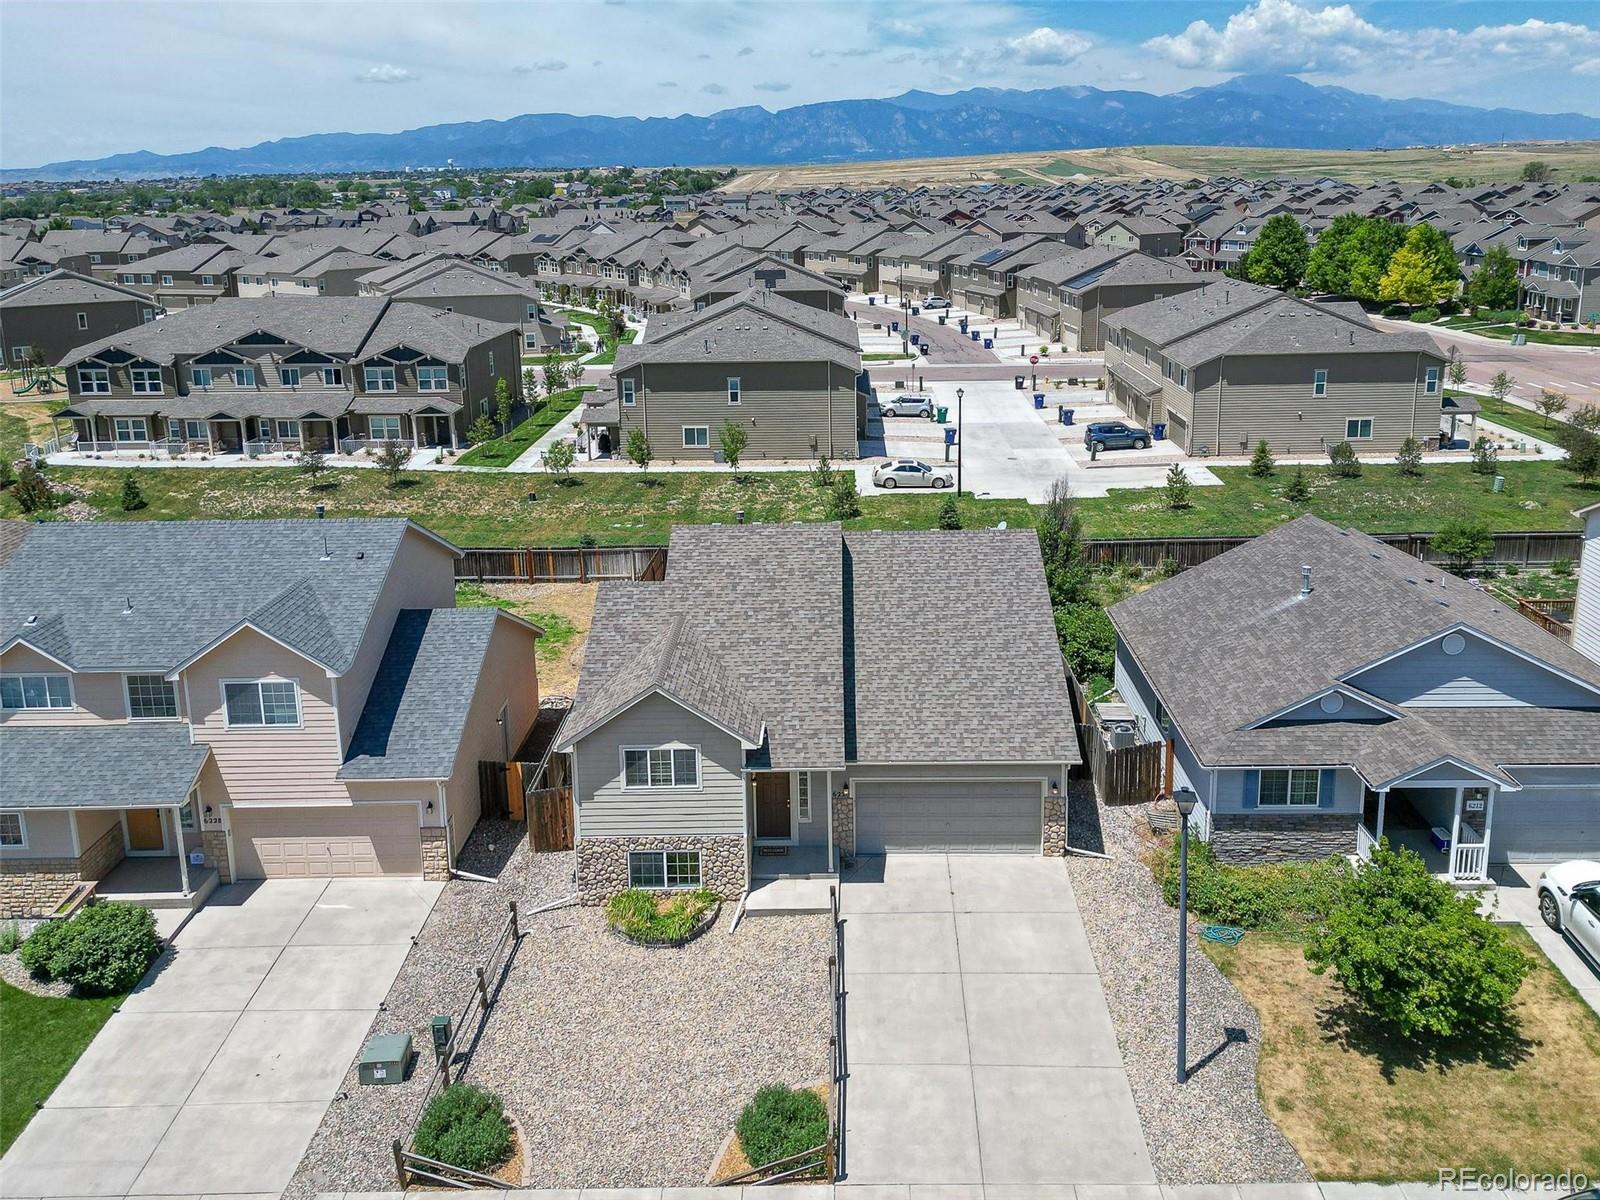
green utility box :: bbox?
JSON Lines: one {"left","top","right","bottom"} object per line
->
{"left": 358, "top": 1033, "right": 412, "bottom": 1086}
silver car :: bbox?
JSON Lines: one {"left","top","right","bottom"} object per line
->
{"left": 872, "top": 458, "right": 953, "bottom": 489}
{"left": 923, "top": 295, "right": 950, "bottom": 309}
{"left": 880, "top": 393, "right": 934, "bottom": 418}
{"left": 1538, "top": 860, "right": 1600, "bottom": 967}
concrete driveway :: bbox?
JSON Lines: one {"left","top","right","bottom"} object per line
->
{"left": 839, "top": 854, "right": 1154, "bottom": 1187}
{"left": 1489, "top": 862, "right": 1600, "bottom": 1016}
{"left": 0, "top": 878, "right": 442, "bottom": 1200}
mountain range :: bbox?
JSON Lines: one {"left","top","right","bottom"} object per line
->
{"left": 14, "top": 74, "right": 1600, "bottom": 181}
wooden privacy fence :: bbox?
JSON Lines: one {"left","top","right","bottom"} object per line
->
{"left": 526, "top": 786, "right": 574, "bottom": 851}
{"left": 457, "top": 545, "right": 666, "bottom": 583}
{"left": 478, "top": 760, "right": 511, "bottom": 820}
{"left": 1079, "top": 723, "right": 1164, "bottom": 807}
{"left": 1082, "top": 529, "right": 1583, "bottom": 571}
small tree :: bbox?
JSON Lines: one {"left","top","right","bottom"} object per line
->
{"left": 1327, "top": 440, "right": 1361, "bottom": 479}
{"left": 1283, "top": 465, "right": 1312, "bottom": 503}
{"left": 1306, "top": 842, "right": 1529, "bottom": 1040}
{"left": 297, "top": 445, "right": 326, "bottom": 484}
{"left": 1162, "top": 462, "right": 1193, "bottom": 510}
{"left": 811, "top": 454, "right": 835, "bottom": 490}
{"left": 1561, "top": 427, "right": 1600, "bottom": 485}
{"left": 494, "top": 377, "right": 513, "bottom": 434}
{"left": 374, "top": 438, "right": 410, "bottom": 487}
{"left": 1248, "top": 439, "right": 1276, "bottom": 478}
{"left": 718, "top": 420, "right": 748, "bottom": 473}
{"left": 1488, "top": 369, "right": 1515, "bottom": 405}
{"left": 1395, "top": 435, "right": 1424, "bottom": 477}
{"left": 1470, "top": 436, "right": 1499, "bottom": 476}
{"left": 823, "top": 474, "right": 860, "bottom": 520}
{"left": 541, "top": 437, "right": 576, "bottom": 482}
{"left": 541, "top": 350, "right": 570, "bottom": 397}
{"left": 1431, "top": 517, "right": 1494, "bottom": 573}
{"left": 1535, "top": 389, "right": 1569, "bottom": 428}
{"left": 522, "top": 366, "right": 540, "bottom": 403}
{"left": 467, "top": 415, "right": 497, "bottom": 446}
{"left": 936, "top": 495, "right": 962, "bottom": 529}
{"left": 12, "top": 463, "right": 54, "bottom": 513}
{"left": 119, "top": 470, "right": 146, "bottom": 512}
{"left": 0, "top": 457, "right": 15, "bottom": 490}
{"left": 625, "top": 426, "right": 653, "bottom": 475}
{"left": 1520, "top": 159, "right": 1554, "bottom": 183}
{"left": 1446, "top": 350, "right": 1468, "bottom": 391}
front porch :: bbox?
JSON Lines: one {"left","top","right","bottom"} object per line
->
{"left": 1358, "top": 780, "right": 1499, "bottom": 885}
{"left": 95, "top": 855, "right": 219, "bottom": 911}
{"left": 744, "top": 769, "right": 840, "bottom": 916}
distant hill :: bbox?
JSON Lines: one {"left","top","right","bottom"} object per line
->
{"left": 13, "top": 73, "right": 1600, "bottom": 181}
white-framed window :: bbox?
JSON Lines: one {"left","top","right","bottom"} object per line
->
{"left": 114, "top": 417, "right": 148, "bottom": 442}
{"left": 682, "top": 425, "right": 709, "bottom": 448}
{"left": 1178, "top": 367, "right": 1189, "bottom": 389}
{"left": 0, "top": 673, "right": 73, "bottom": 710}
{"left": 488, "top": 350, "right": 495, "bottom": 375}
{"left": 526, "top": 304, "right": 539, "bottom": 320}
{"left": 140, "top": 273, "right": 153, "bottom": 285}
{"left": 417, "top": 365, "right": 449, "bottom": 391}
{"left": 627, "top": 848, "right": 702, "bottom": 890}
{"left": 77, "top": 366, "right": 110, "bottom": 394}
{"left": 235, "top": 366, "right": 256, "bottom": 387}
{"left": 76, "top": 311, "right": 89, "bottom": 330}
{"left": 90, "top": 253, "right": 103, "bottom": 264}
{"left": 275, "top": 419, "right": 301, "bottom": 440}
{"left": 323, "top": 366, "right": 343, "bottom": 387}
{"left": 161, "top": 274, "right": 174, "bottom": 286}
{"left": 130, "top": 367, "right": 162, "bottom": 394}
{"left": 796, "top": 772, "right": 811, "bottom": 821}
{"left": 125, "top": 674, "right": 178, "bottom": 720}
{"left": 621, "top": 378, "right": 636, "bottom": 406}
{"left": 141, "top": 308, "right": 155, "bottom": 323}
{"left": 1259, "top": 768, "right": 1321, "bottom": 807}
{"left": 122, "top": 274, "right": 137, "bottom": 284}
{"left": 191, "top": 367, "right": 212, "bottom": 388}
{"left": 621, "top": 745, "right": 700, "bottom": 789}
{"left": 181, "top": 419, "right": 207, "bottom": 441}
{"left": 201, "top": 274, "right": 214, "bottom": 287}
{"left": 1424, "top": 366, "right": 1440, "bottom": 395}
{"left": 727, "top": 376, "right": 741, "bottom": 405}
{"left": 178, "top": 795, "right": 197, "bottom": 831}
{"left": 0, "top": 812, "right": 25, "bottom": 849}
{"left": 10, "top": 345, "right": 28, "bottom": 363}
{"left": 1312, "top": 368, "right": 1328, "bottom": 397}
{"left": 222, "top": 679, "right": 301, "bottom": 727}
{"left": 365, "top": 365, "right": 397, "bottom": 392}
{"left": 280, "top": 367, "right": 301, "bottom": 388}
{"left": 370, "top": 415, "right": 402, "bottom": 440}
{"left": 1345, "top": 417, "right": 1374, "bottom": 440}
{"left": 525, "top": 334, "right": 538, "bottom": 350}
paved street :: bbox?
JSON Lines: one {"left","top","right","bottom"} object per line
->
{"left": 0, "top": 879, "right": 442, "bottom": 1199}
{"left": 1371, "top": 317, "right": 1600, "bottom": 409}
{"left": 839, "top": 854, "right": 1155, "bottom": 1188}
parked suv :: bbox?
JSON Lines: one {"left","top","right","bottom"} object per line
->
{"left": 923, "top": 295, "right": 950, "bottom": 309}
{"left": 1538, "top": 860, "right": 1600, "bottom": 967}
{"left": 880, "top": 393, "right": 934, "bottom": 418}
{"left": 1083, "top": 421, "right": 1151, "bottom": 452}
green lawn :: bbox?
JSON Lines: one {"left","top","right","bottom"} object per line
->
{"left": 455, "top": 388, "right": 590, "bottom": 468}
{"left": 456, "top": 582, "right": 579, "bottom": 659}
{"left": 0, "top": 978, "right": 123, "bottom": 1152}
{"left": 1468, "top": 393, "right": 1570, "bottom": 442}
{"left": 587, "top": 327, "right": 636, "bottom": 367}
{"left": 1437, "top": 317, "right": 1599, "bottom": 346}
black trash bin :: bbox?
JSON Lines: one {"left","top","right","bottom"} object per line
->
{"left": 1014, "top": 375, "right": 1025, "bottom": 389}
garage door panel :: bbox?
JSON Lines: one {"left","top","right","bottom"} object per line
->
{"left": 232, "top": 804, "right": 423, "bottom": 879}
{"left": 856, "top": 780, "right": 1042, "bottom": 854}
{"left": 1489, "top": 791, "right": 1600, "bottom": 863}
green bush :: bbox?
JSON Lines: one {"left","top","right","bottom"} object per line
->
{"left": 1410, "top": 306, "right": 1440, "bottom": 323}
{"left": 30, "top": 903, "right": 161, "bottom": 995}
{"left": 18, "top": 918, "right": 75, "bottom": 979}
{"left": 0, "top": 921, "right": 21, "bottom": 954}
{"left": 1306, "top": 842, "right": 1529, "bottom": 1040}
{"left": 735, "top": 1084, "right": 829, "bottom": 1168}
{"left": 1159, "top": 839, "right": 1352, "bottom": 931}
{"left": 605, "top": 888, "right": 719, "bottom": 941}
{"left": 1053, "top": 602, "right": 1115, "bottom": 695}
{"left": 413, "top": 1083, "right": 513, "bottom": 1173}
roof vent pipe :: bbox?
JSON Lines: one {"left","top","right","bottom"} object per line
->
{"left": 1300, "top": 564, "right": 1313, "bottom": 598}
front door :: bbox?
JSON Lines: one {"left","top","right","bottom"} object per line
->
{"left": 754, "top": 774, "right": 793, "bottom": 842}
{"left": 126, "top": 808, "right": 166, "bottom": 853}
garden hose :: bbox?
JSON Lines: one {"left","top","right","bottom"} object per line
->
{"left": 1201, "top": 924, "right": 1245, "bottom": 945}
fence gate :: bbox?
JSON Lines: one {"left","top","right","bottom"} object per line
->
{"left": 478, "top": 761, "right": 509, "bottom": 820}
{"left": 526, "top": 787, "right": 574, "bottom": 851}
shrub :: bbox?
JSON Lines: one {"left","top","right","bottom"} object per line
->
{"left": 413, "top": 1083, "right": 513, "bottom": 1173}
{"left": 605, "top": 888, "right": 719, "bottom": 942}
{"left": 1432, "top": 517, "right": 1494, "bottom": 573}
{"left": 811, "top": 455, "right": 835, "bottom": 490}
{"left": 1327, "top": 440, "right": 1361, "bottom": 478}
{"left": 1248, "top": 439, "right": 1275, "bottom": 478}
{"left": 735, "top": 1084, "right": 829, "bottom": 1169}
{"left": 0, "top": 920, "right": 21, "bottom": 954}
{"left": 0, "top": 457, "right": 15, "bottom": 490}
{"left": 1395, "top": 435, "right": 1424, "bottom": 477}
{"left": 20, "top": 903, "right": 160, "bottom": 995}
{"left": 1470, "top": 436, "right": 1499, "bottom": 476}
{"left": 824, "top": 474, "right": 860, "bottom": 520}
{"left": 1158, "top": 839, "right": 1351, "bottom": 931}
{"left": 1552, "top": 557, "right": 1573, "bottom": 577}
{"left": 467, "top": 415, "right": 497, "bottom": 446}
{"left": 18, "top": 918, "right": 73, "bottom": 977}
{"left": 1410, "top": 306, "right": 1440, "bottom": 323}
{"left": 13, "top": 463, "right": 54, "bottom": 513}
{"left": 1162, "top": 463, "right": 1193, "bottom": 510}
{"left": 1156, "top": 556, "right": 1182, "bottom": 579}
{"left": 119, "top": 470, "right": 146, "bottom": 512}
{"left": 1306, "top": 843, "right": 1529, "bottom": 1040}
{"left": 1054, "top": 602, "right": 1115, "bottom": 691}
{"left": 936, "top": 496, "right": 962, "bottom": 530}
{"left": 1283, "top": 465, "right": 1312, "bottom": 502}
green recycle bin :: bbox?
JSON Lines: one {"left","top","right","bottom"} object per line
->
{"left": 936, "top": 405, "right": 949, "bottom": 422}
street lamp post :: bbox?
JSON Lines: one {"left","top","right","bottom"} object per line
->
{"left": 1173, "top": 786, "right": 1199, "bottom": 1084}
{"left": 955, "top": 386, "right": 965, "bottom": 497}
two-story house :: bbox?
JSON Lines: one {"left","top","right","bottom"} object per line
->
{"left": 0, "top": 270, "right": 159, "bottom": 368}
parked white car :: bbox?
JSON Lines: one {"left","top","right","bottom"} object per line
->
{"left": 1538, "top": 860, "right": 1600, "bottom": 966}
{"left": 922, "top": 295, "right": 951, "bottom": 309}
{"left": 872, "top": 458, "right": 953, "bottom": 489}
{"left": 879, "top": 393, "right": 934, "bottom": 418}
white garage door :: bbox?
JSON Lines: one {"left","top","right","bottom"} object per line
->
{"left": 231, "top": 804, "right": 424, "bottom": 879}
{"left": 1489, "top": 790, "right": 1600, "bottom": 863}
{"left": 855, "top": 779, "right": 1042, "bottom": 853}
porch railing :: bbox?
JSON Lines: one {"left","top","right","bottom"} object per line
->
{"left": 1355, "top": 822, "right": 1377, "bottom": 862}
{"left": 1449, "top": 840, "right": 1489, "bottom": 882}
{"left": 244, "top": 439, "right": 284, "bottom": 459}
{"left": 340, "top": 435, "right": 418, "bottom": 455}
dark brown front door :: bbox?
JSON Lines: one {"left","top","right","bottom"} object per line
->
{"left": 754, "top": 774, "right": 792, "bottom": 841}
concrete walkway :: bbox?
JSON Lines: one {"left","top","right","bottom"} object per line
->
{"left": 838, "top": 854, "right": 1154, "bottom": 1188}
{"left": 0, "top": 878, "right": 442, "bottom": 1200}
{"left": 1488, "top": 862, "right": 1600, "bottom": 1015}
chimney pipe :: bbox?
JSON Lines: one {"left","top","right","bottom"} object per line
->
{"left": 315, "top": 503, "right": 326, "bottom": 519}
{"left": 1300, "top": 564, "right": 1313, "bottom": 597}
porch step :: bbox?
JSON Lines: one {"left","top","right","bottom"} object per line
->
{"left": 94, "top": 867, "right": 219, "bottom": 910}
{"left": 743, "top": 877, "right": 835, "bottom": 916}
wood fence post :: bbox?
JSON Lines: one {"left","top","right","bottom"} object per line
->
{"left": 476, "top": 965, "right": 490, "bottom": 1012}
{"left": 392, "top": 1139, "right": 408, "bottom": 1188}
{"left": 509, "top": 899, "right": 520, "bottom": 941}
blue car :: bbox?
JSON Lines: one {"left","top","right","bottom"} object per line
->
{"left": 1083, "top": 421, "right": 1152, "bottom": 452}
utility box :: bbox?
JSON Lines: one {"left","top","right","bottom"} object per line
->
{"left": 431, "top": 1015, "right": 453, "bottom": 1057}
{"left": 358, "top": 1033, "right": 412, "bottom": 1086}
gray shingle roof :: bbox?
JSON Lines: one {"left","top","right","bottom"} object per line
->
{"left": 1, "top": 725, "right": 210, "bottom": 809}
{"left": 615, "top": 289, "right": 860, "bottom": 372}
{"left": 0, "top": 269, "right": 154, "bottom": 310}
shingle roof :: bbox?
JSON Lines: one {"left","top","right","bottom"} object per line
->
{"left": 1, "top": 724, "right": 211, "bottom": 809}
{"left": 0, "top": 269, "right": 154, "bottom": 310}
{"left": 615, "top": 288, "right": 860, "bottom": 372}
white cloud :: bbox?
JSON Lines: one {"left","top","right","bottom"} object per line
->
{"left": 701, "top": 82, "right": 727, "bottom": 94}
{"left": 1118, "top": 71, "right": 1146, "bottom": 83}
{"left": 355, "top": 63, "right": 418, "bottom": 84}
{"left": 753, "top": 80, "right": 791, "bottom": 92}
{"left": 737, "top": 46, "right": 755, "bottom": 57}
{"left": 1003, "top": 27, "right": 1092, "bottom": 66}
{"left": 874, "top": 18, "right": 923, "bottom": 38}
{"left": 808, "top": 47, "right": 827, "bottom": 58}
{"left": 1576, "top": 57, "right": 1600, "bottom": 76}
{"left": 513, "top": 58, "right": 566, "bottom": 73}
{"left": 657, "top": 80, "right": 678, "bottom": 88}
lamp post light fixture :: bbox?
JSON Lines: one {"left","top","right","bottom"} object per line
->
{"left": 956, "top": 387, "right": 965, "bottom": 497}
{"left": 1172, "top": 786, "right": 1199, "bottom": 1084}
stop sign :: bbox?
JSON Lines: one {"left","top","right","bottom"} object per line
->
{"left": 1029, "top": 354, "right": 1039, "bottom": 365}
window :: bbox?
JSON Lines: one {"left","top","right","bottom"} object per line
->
{"left": 525, "top": 334, "right": 538, "bottom": 351}
{"left": 365, "top": 365, "right": 397, "bottom": 392}
{"left": 487, "top": 351, "right": 495, "bottom": 376}
{"left": 1312, "top": 368, "right": 1328, "bottom": 397}
{"left": 1258, "top": 768, "right": 1321, "bottom": 807}
{"left": 796, "top": 773, "right": 811, "bottom": 821}
{"left": 526, "top": 304, "right": 539, "bottom": 320}
{"left": 628, "top": 849, "right": 702, "bottom": 889}
{"left": 0, "top": 813, "right": 24, "bottom": 848}
{"left": 77, "top": 366, "right": 110, "bottom": 394}
{"left": 76, "top": 311, "right": 89, "bottom": 330}
{"left": 130, "top": 367, "right": 162, "bottom": 394}
{"left": 0, "top": 674, "right": 73, "bottom": 710}
{"left": 279, "top": 367, "right": 301, "bottom": 388}
{"left": 191, "top": 367, "right": 212, "bottom": 389}
{"left": 620, "top": 378, "right": 636, "bottom": 406}
{"left": 223, "top": 679, "right": 300, "bottom": 727}
{"left": 417, "top": 365, "right": 449, "bottom": 391}
{"left": 622, "top": 746, "right": 700, "bottom": 789}
{"left": 682, "top": 425, "right": 709, "bottom": 448}
{"left": 90, "top": 253, "right": 103, "bottom": 265}
{"left": 122, "top": 274, "right": 137, "bottom": 285}
{"left": 182, "top": 419, "right": 207, "bottom": 441}
{"left": 140, "top": 273, "right": 153, "bottom": 285}
{"left": 1178, "top": 367, "right": 1189, "bottom": 389}
{"left": 370, "top": 415, "right": 403, "bottom": 440}
{"left": 161, "top": 274, "right": 174, "bottom": 286}
{"left": 178, "top": 798, "right": 197, "bottom": 832}
{"left": 1424, "top": 366, "right": 1440, "bottom": 395}
{"left": 201, "top": 274, "right": 214, "bottom": 287}
{"left": 114, "top": 417, "right": 148, "bottom": 442}
{"left": 1345, "top": 417, "right": 1373, "bottom": 440}
{"left": 726, "top": 376, "right": 741, "bottom": 405}
{"left": 275, "top": 419, "right": 301, "bottom": 440}
{"left": 125, "top": 674, "right": 178, "bottom": 720}
{"left": 323, "top": 366, "right": 344, "bottom": 387}
{"left": 10, "top": 345, "right": 28, "bottom": 363}
{"left": 235, "top": 366, "right": 256, "bottom": 387}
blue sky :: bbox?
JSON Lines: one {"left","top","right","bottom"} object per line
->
{"left": 3, "top": 0, "right": 1598, "bottom": 167}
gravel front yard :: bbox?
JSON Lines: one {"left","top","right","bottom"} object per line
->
{"left": 286, "top": 821, "right": 831, "bottom": 1195}
{"left": 1063, "top": 783, "right": 1311, "bottom": 1186}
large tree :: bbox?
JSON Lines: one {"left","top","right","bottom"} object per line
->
{"left": 1464, "top": 243, "right": 1519, "bottom": 312}
{"left": 1346, "top": 219, "right": 1405, "bottom": 302}
{"left": 1244, "top": 213, "right": 1310, "bottom": 290}
{"left": 1302, "top": 212, "right": 1364, "bottom": 294}
{"left": 1378, "top": 223, "right": 1458, "bottom": 308}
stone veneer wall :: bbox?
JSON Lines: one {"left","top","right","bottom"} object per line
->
{"left": 830, "top": 788, "right": 855, "bottom": 864}
{"left": 576, "top": 835, "right": 746, "bottom": 905}
{"left": 202, "top": 830, "right": 232, "bottom": 884}
{"left": 1210, "top": 811, "right": 1358, "bottom": 865}
{"left": 1042, "top": 794, "right": 1066, "bottom": 857}
{"left": 0, "top": 823, "right": 127, "bottom": 919}
{"left": 421, "top": 828, "right": 451, "bottom": 881}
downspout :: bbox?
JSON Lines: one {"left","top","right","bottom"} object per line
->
{"left": 1215, "top": 355, "right": 1224, "bottom": 454}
